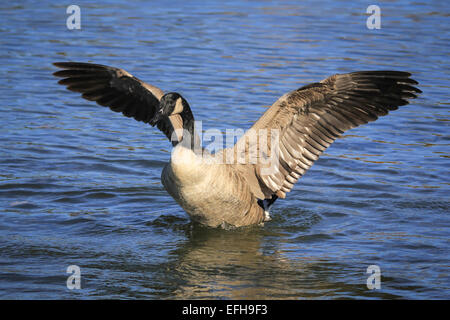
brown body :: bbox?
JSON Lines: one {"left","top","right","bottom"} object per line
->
{"left": 161, "top": 145, "right": 265, "bottom": 228}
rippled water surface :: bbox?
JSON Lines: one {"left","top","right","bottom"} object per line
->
{"left": 1, "top": 0, "right": 449, "bottom": 299}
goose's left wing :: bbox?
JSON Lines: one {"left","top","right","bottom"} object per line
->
{"left": 231, "top": 71, "right": 421, "bottom": 199}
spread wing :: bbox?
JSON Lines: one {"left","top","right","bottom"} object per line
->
{"left": 53, "top": 62, "right": 174, "bottom": 140}
{"left": 232, "top": 71, "right": 421, "bottom": 199}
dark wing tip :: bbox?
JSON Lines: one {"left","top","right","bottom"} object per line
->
{"left": 349, "top": 70, "right": 412, "bottom": 77}
{"left": 53, "top": 61, "right": 109, "bottom": 70}
{"left": 53, "top": 70, "right": 65, "bottom": 77}
{"left": 348, "top": 70, "right": 422, "bottom": 99}
{"left": 53, "top": 62, "right": 67, "bottom": 68}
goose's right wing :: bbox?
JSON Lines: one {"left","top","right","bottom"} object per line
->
{"left": 53, "top": 62, "right": 175, "bottom": 141}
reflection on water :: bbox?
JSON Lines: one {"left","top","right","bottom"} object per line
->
{"left": 0, "top": 0, "right": 449, "bottom": 299}
{"left": 171, "top": 226, "right": 371, "bottom": 299}
{"left": 152, "top": 219, "right": 410, "bottom": 299}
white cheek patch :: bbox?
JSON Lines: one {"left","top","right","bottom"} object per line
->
{"left": 173, "top": 98, "right": 184, "bottom": 114}
{"left": 169, "top": 114, "right": 184, "bottom": 142}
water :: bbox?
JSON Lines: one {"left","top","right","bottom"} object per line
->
{"left": 0, "top": 0, "right": 449, "bottom": 299}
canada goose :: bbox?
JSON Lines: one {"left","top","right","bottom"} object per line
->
{"left": 53, "top": 62, "right": 421, "bottom": 228}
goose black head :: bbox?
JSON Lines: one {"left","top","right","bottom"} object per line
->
{"left": 151, "top": 92, "right": 195, "bottom": 146}
{"left": 159, "top": 92, "right": 185, "bottom": 116}
{"left": 151, "top": 93, "right": 193, "bottom": 123}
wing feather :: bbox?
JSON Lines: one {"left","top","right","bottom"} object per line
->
{"left": 232, "top": 71, "right": 421, "bottom": 199}
{"left": 53, "top": 62, "right": 175, "bottom": 141}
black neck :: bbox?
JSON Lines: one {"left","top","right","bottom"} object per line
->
{"left": 173, "top": 103, "right": 200, "bottom": 151}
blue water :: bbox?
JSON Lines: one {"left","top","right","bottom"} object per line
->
{"left": 0, "top": 0, "right": 449, "bottom": 299}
